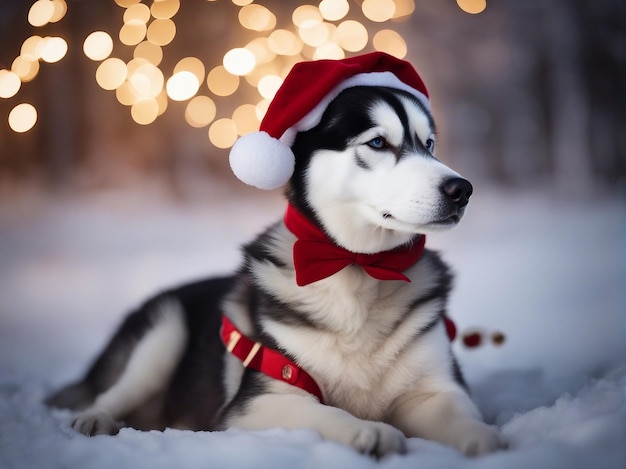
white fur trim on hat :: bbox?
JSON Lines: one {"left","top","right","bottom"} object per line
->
{"left": 229, "top": 131, "right": 295, "bottom": 190}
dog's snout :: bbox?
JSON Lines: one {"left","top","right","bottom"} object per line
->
{"left": 441, "top": 178, "right": 473, "bottom": 208}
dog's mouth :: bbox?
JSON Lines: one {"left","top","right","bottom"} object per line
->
{"left": 428, "top": 214, "right": 461, "bottom": 226}
{"left": 381, "top": 211, "right": 462, "bottom": 228}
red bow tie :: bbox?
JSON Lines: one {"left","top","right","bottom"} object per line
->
{"left": 284, "top": 204, "right": 426, "bottom": 287}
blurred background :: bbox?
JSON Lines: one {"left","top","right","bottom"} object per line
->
{"left": 0, "top": 0, "right": 624, "bottom": 415}
{"left": 0, "top": 0, "right": 624, "bottom": 197}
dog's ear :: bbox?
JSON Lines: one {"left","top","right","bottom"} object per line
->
{"left": 228, "top": 52, "right": 431, "bottom": 191}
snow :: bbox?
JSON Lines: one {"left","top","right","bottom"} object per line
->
{"left": 0, "top": 182, "right": 625, "bottom": 468}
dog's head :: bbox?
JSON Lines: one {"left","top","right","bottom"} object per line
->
{"left": 287, "top": 86, "right": 472, "bottom": 253}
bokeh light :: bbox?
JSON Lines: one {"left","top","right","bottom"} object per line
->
{"left": 223, "top": 48, "right": 256, "bottom": 76}
{"left": 362, "top": 0, "right": 395, "bottom": 22}
{"left": 123, "top": 3, "right": 150, "bottom": 23}
{"left": 319, "top": 0, "right": 349, "bottom": 22}
{"left": 391, "top": 0, "right": 415, "bottom": 18}
{"left": 129, "top": 63, "right": 164, "bottom": 98}
{"left": 314, "top": 43, "right": 345, "bottom": 60}
{"left": 147, "top": 18, "right": 176, "bottom": 46}
{"left": 456, "top": 0, "right": 487, "bottom": 14}
{"left": 207, "top": 66, "right": 240, "bottom": 96}
{"left": 21, "top": 36, "right": 45, "bottom": 61}
{"left": 115, "top": 0, "right": 141, "bottom": 7}
{"left": 116, "top": 81, "right": 138, "bottom": 106}
{"left": 28, "top": 0, "right": 55, "bottom": 27}
{"left": 96, "top": 58, "right": 128, "bottom": 90}
{"left": 83, "top": 31, "right": 114, "bottom": 61}
{"left": 208, "top": 118, "right": 238, "bottom": 148}
{"left": 238, "top": 4, "right": 276, "bottom": 31}
{"left": 245, "top": 38, "right": 276, "bottom": 65}
{"left": 174, "top": 57, "right": 205, "bottom": 86}
{"left": 268, "top": 30, "right": 302, "bottom": 56}
{"left": 6, "top": 0, "right": 421, "bottom": 146}
{"left": 255, "top": 99, "right": 271, "bottom": 121}
{"left": 131, "top": 98, "right": 159, "bottom": 125}
{"left": 185, "top": 95, "right": 217, "bottom": 128}
{"left": 373, "top": 29, "right": 407, "bottom": 58}
{"left": 11, "top": 57, "right": 40, "bottom": 82}
{"left": 50, "top": 0, "right": 68, "bottom": 23}
{"left": 299, "top": 21, "right": 331, "bottom": 48}
{"left": 337, "top": 20, "right": 368, "bottom": 52}
{"left": 119, "top": 21, "right": 147, "bottom": 46}
{"left": 257, "top": 74, "right": 283, "bottom": 100}
{"left": 0, "top": 70, "right": 22, "bottom": 98}
{"left": 292, "top": 5, "right": 322, "bottom": 27}
{"left": 232, "top": 104, "right": 260, "bottom": 136}
{"left": 40, "top": 36, "right": 68, "bottom": 63}
{"left": 151, "top": 0, "right": 180, "bottom": 20}
{"left": 133, "top": 41, "right": 163, "bottom": 65}
{"left": 8, "top": 103, "right": 37, "bottom": 133}
{"left": 166, "top": 71, "right": 200, "bottom": 101}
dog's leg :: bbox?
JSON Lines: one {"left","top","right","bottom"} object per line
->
{"left": 225, "top": 393, "right": 406, "bottom": 458}
{"left": 387, "top": 387, "right": 505, "bottom": 456}
{"left": 72, "top": 299, "right": 188, "bottom": 436}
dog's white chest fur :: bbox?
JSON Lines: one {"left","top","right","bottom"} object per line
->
{"left": 252, "top": 227, "right": 448, "bottom": 419}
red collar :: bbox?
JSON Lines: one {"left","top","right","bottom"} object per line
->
{"left": 284, "top": 204, "right": 426, "bottom": 286}
{"left": 220, "top": 315, "right": 325, "bottom": 404}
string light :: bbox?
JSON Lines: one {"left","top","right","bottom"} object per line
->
{"left": 150, "top": 0, "right": 180, "bottom": 20}
{"left": 223, "top": 48, "right": 256, "bottom": 76}
{"left": 208, "top": 118, "right": 238, "bottom": 148}
{"left": 238, "top": 4, "right": 276, "bottom": 32}
{"left": 319, "top": 0, "right": 349, "bottom": 22}
{"left": 373, "top": 30, "right": 407, "bottom": 58}
{"left": 174, "top": 57, "right": 205, "bottom": 86}
{"left": 39, "top": 36, "right": 68, "bottom": 63}
{"left": 146, "top": 18, "right": 176, "bottom": 46}
{"left": 207, "top": 66, "right": 240, "bottom": 97}
{"left": 96, "top": 58, "right": 127, "bottom": 90}
{"left": 232, "top": 103, "right": 260, "bottom": 136}
{"left": 133, "top": 41, "right": 163, "bottom": 65}
{"left": 0, "top": 70, "right": 22, "bottom": 99}
{"left": 456, "top": 0, "right": 487, "bottom": 15}
{"left": 166, "top": 71, "right": 199, "bottom": 101}
{"left": 83, "top": 31, "right": 114, "bottom": 61}
{"left": 362, "top": 0, "right": 395, "bottom": 22}
{"left": 131, "top": 97, "right": 159, "bottom": 125}
{"left": 28, "top": 0, "right": 55, "bottom": 27}
{"left": 8, "top": 103, "right": 37, "bottom": 133}
{"left": 257, "top": 74, "right": 283, "bottom": 100}
{"left": 11, "top": 56, "right": 40, "bottom": 82}
{"left": 21, "top": 36, "right": 45, "bottom": 61}
{"left": 185, "top": 95, "right": 216, "bottom": 128}
{"left": 123, "top": 3, "right": 150, "bottom": 23}
{"left": 337, "top": 20, "right": 369, "bottom": 52}
{"left": 4, "top": 0, "right": 423, "bottom": 142}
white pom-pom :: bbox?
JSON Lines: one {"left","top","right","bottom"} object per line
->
{"left": 229, "top": 131, "right": 295, "bottom": 190}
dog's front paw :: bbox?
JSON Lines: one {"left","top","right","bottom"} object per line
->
{"left": 347, "top": 421, "right": 407, "bottom": 458}
{"left": 450, "top": 420, "right": 506, "bottom": 456}
{"left": 72, "top": 410, "right": 122, "bottom": 436}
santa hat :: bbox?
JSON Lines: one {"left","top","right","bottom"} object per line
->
{"left": 229, "top": 52, "right": 431, "bottom": 190}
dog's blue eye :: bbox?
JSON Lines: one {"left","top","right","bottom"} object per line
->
{"left": 367, "top": 137, "right": 387, "bottom": 150}
{"left": 425, "top": 138, "right": 435, "bottom": 152}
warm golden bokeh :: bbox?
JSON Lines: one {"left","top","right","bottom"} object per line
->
{"left": 4, "top": 0, "right": 447, "bottom": 142}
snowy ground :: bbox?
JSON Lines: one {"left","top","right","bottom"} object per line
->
{"left": 0, "top": 181, "right": 624, "bottom": 468}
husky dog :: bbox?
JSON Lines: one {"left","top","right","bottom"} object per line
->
{"left": 47, "top": 55, "right": 505, "bottom": 457}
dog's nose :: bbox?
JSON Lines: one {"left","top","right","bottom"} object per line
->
{"left": 441, "top": 177, "right": 473, "bottom": 208}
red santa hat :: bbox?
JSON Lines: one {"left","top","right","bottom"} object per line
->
{"left": 229, "top": 52, "right": 431, "bottom": 190}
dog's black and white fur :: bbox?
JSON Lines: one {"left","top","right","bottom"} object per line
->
{"left": 47, "top": 86, "right": 504, "bottom": 457}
